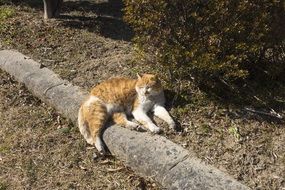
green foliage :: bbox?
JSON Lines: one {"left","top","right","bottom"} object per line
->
{"left": 0, "top": 6, "right": 14, "bottom": 21}
{"left": 124, "top": 0, "right": 285, "bottom": 84}
{"left": 0, "top": 182, "right": 8, "bottom": 190}
{"left": 228, "top": 126, "right": 241, "bottom": 140}
{"left": 0, "top": 6, "right": 14, "bottom": 34}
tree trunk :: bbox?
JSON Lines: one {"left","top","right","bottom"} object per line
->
{"left": 43, "top": 0, "right": 63, "bottom": 19}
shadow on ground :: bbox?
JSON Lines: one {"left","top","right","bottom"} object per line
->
{"left": 164, "top": 73, "right": 285, "bottom": 125}
{"left": 5, "top": 0, "right": 133, "bottom": 41}
{"left": 2, "top": 0, "right": 43, "bottom": 8}
{"left": 60, "top": 0, "right": 133, "bottom": 41}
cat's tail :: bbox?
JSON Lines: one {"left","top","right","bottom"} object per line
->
{"left": 78, "top": 96, "right": 108, "bottom": 154}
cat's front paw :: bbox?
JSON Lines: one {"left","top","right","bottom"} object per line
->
{"left": 126, "top": 121, "right": 146, "bottom": 132}
{"left": 126, "top": 121, "right": 139, "bottom": 129}
{"left": 149, "top": 124, "right": 161, "bottom": 134}
{"left": 169, "top": 121, "right": 176, "bottom": 130}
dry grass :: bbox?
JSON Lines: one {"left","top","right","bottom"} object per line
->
{"left": 0, "top": 1, "right": 284, "bottom": 189}
{"left": 0, "top": 71, "right": 160, "bottom": 189}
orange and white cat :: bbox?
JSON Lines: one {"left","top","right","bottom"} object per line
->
{"left": 78, "top": 74, "right": 175, "bottom": 154}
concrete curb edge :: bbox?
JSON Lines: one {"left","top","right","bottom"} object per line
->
{"left": 0, "top": 50, "right": 250, "bottom": 190}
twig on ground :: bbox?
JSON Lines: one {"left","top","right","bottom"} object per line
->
{"left": 107, "top": 167, "right": 125, "bottom": 172}
{"left": 244, "top": 107, "right": 283, "bottom": 119}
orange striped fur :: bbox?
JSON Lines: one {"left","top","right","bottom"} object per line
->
{"left": 78, "top": 74, "right": 175, "bottom": 155}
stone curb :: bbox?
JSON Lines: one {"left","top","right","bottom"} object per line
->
{"left": 0, "top": 50, "right": 250, "bottom": 190}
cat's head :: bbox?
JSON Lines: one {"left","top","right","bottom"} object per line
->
{"left": 135, "top": 74, "right": 162, "bottom": 97}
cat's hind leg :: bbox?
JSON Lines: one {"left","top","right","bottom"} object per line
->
{"left": 79, "top": 97, "right": 108, "bottom": 155}
{"left": 78, "top": 106, "right": 94, "bottom": 145}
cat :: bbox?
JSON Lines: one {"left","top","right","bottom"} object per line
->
{"left": 78, "top": 74, "right": 176, "bottom": 155}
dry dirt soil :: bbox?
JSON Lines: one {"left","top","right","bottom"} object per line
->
{"left": 0, "top": 0, "right": 285, "bottom": 190}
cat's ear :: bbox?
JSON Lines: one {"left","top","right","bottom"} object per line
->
{"left": 137, "top": 73, "right": 142, "bottom": 79}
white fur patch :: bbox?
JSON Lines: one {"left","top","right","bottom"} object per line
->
{"left": 95, "top": 136, "right": 105, "bottom": 154}
{"left": 132, "top": 108, "right": 161, "bottom": 133}
{"left": 78, "top": 107, "right": 93, "bottom": 144}
{"left": 153, "top": 105, "right": 176, "bottom": 129}
{"left": 84, "top": 96, "right": 101, "bottom": 107}
{"left": 106, "top": 103, "right": 123, "bottom": 114}
{"left": 148, "top": 123, "right": 161, "bottom": 133}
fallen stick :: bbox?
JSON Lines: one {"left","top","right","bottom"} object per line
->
{"left": 244, "top": 107, "right": 283, "bottom": 119}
